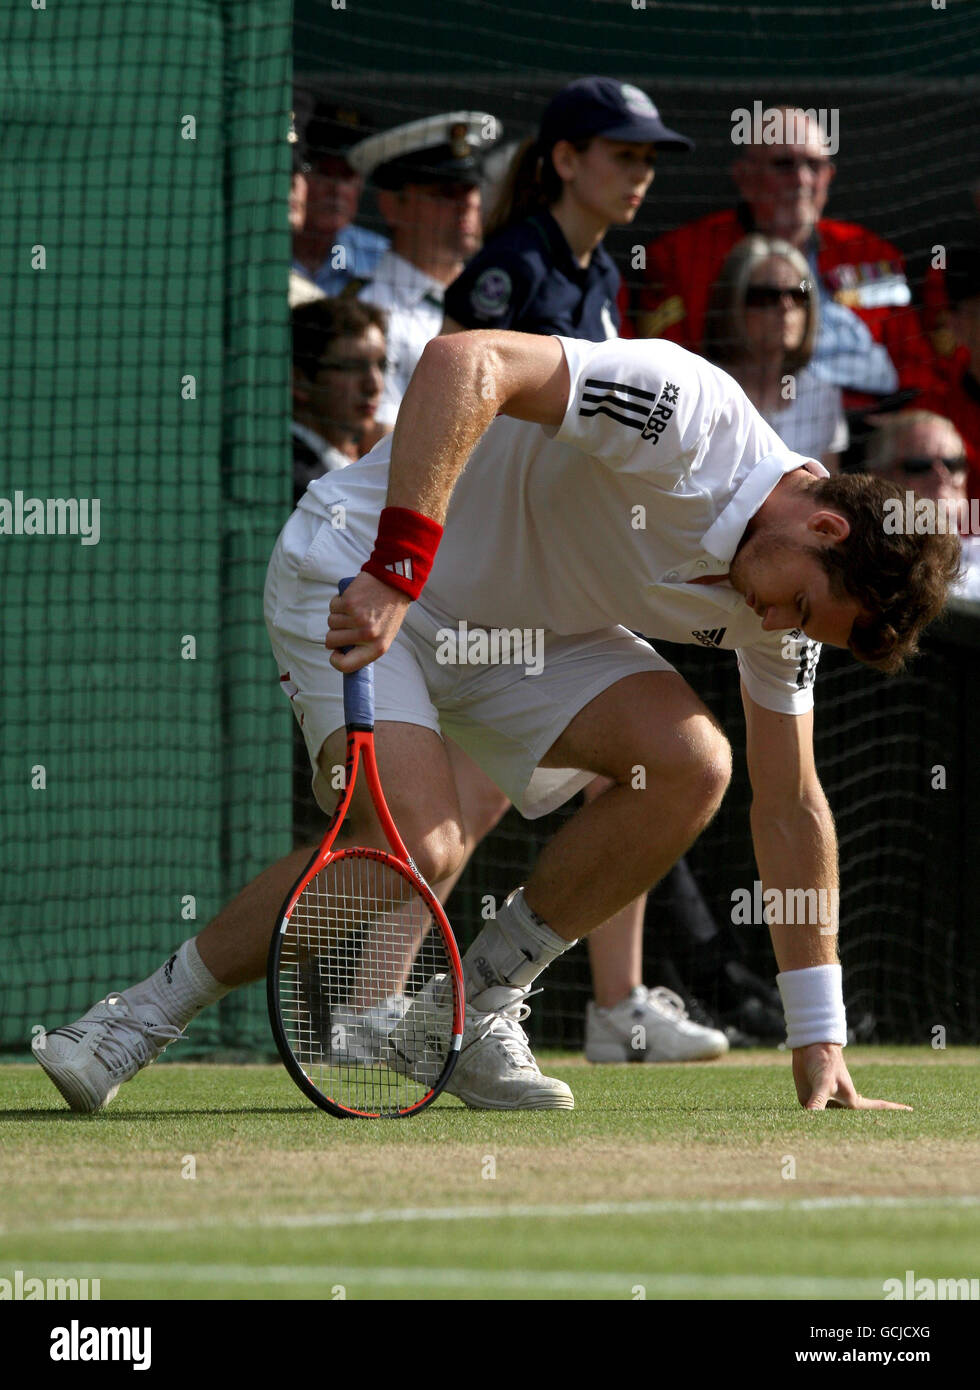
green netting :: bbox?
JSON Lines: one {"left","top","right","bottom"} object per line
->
{"left": 0, "top": 0, "right": 292, "bottom": 1056}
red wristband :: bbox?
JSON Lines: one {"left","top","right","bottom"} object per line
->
{"left": 361, "top": 506, "right": 444, "bottom": 600}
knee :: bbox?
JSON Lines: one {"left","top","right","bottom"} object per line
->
{"left": 640, "top": 722, "right": 732, "bottom": 819}
{"left": 692, "top": 726, "right": 732, "bottom": 811}
{"left": 412, "top": 819, "right": 466, "bottom": 886}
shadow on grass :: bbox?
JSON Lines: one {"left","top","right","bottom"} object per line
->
{"left": 0, "top": 1105, "right": 315, "bottom": 1122}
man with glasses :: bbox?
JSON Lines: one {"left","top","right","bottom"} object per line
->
{"left": 344, "top": 111, "right": 501, "bottom": 435}
{"left": 291, "top": 299, "right": 387, "bottom": 500}
{"left": 636, "top": 105, "right": 939, "bottom": 405}
{"left": 864, "top": 410, "right": 980, "bottom": 600}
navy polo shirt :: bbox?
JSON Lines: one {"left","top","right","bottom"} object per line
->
{"left": 444, "top": 209, "right": 621, "bottom": 340}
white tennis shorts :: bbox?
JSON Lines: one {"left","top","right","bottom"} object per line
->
{"left": 264, "top": 508, "right": 674, "bottom": 818}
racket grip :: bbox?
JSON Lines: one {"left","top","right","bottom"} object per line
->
{"left": 338, "top": 577, "right": 376, "bottom": 731}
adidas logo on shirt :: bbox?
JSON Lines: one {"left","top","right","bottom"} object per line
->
{"left": 386, "top": 559, "right": 414, "bottom": 581}
{"left": 691, "top": 627, "right": 727, "bottom": 647}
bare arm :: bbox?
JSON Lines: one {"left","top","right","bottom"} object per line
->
{"left": 326, "top": 331, "right": 569, "bottom": 669}
{"left": 743, "top": 693, "right": 839, "bottom": 971}
{"left": 384, "top": 330, "right": 568, "bottom": 521}
{"left": 742, "top": 683, "right": 911, "bottom": 1112}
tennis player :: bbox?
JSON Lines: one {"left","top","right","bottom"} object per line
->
{"left": 35, "top": 330, "right": 959, "bottom": 1113}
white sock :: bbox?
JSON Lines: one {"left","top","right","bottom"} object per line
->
{"left": 463, "top": 887, "right": 575, "bottom": 1004}
{"left": 122, "top": 938, "right": 231, "bottom": 1031}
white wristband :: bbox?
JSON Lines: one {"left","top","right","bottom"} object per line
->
{"left": 776, "top": 964, "right": 847, "bottom": 1048}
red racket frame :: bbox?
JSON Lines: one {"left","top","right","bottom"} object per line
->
{"left": 268, "top": 641, "right": 465, "bottom": 1118}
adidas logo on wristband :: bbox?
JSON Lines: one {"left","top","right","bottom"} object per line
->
{"left": 385, "top": 558, "right": 414, "bottom": 581}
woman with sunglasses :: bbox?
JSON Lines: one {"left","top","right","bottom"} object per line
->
{"left": 704, "top": 235, "right": 848, "bottom": 471}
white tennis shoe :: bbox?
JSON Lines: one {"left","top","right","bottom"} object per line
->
{"left": 585, "top": 985, "right": 729, "bottom": 1063}
{"left": 449, "top": 986, "right": 574, "bottom": 1110}
{"left": 329, "top": 994, "right": 409, "bottom": 1064}
{"left": 390, "top": 979, "right": 573, "bottom": 1108}
{"left": 32, "top": 994, "right": 183, "bottom": 1113}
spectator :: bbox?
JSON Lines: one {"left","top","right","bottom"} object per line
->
{"left": 439, "top": 81, "right": 732, "bottom": 1062}
{"left": 292, "top": 101, "right": 390, "bottom": 299}
{"left": 921, "top": 244, "right": 980, "bottom": 497}
{"left": 289, "top": 143, "right": 327, "bottom": 309}
{"left": 636, "top": 105, "right": 939, "bottom": 405}
{"left": 704, "top": 234, "right": 848, "bottom": 469}
{"left": 863, "top": 411, "right": 979, "bottom": 601}
{"left": 921, "top": 179, "right": 980, "bottom": 364}
{"left": 291, "top": 299, "right": 386, "bottom": 501}
{"left": 346, "top": 111, "right": 501, "bottom": 432}
{"left": 443, "top": 77, "right": 691, "bottom": 338}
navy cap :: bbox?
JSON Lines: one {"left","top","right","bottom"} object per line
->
{"left": 304, "top": 102, "right": 370, "bottom": 166}
{"left": 539, "top": 77, "right": 693, "bottom": 153}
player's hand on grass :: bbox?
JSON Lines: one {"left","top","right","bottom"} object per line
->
{"left": 792, "top": 1042, "right": 913, "bottom": 1112}
{"left": 326, "top": 572, "right": 411, "bottom": 671}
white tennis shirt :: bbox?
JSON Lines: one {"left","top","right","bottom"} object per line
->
{"left": 298, "top": 335, "right": 825, "bottom": 715}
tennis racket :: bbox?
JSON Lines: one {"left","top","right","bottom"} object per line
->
{"left": 267, "top": 578, "right": 464, "bottom": 1118}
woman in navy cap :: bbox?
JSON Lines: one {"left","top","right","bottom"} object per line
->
{"left": 443, "top": 76, "right": 692, "bottom": 339}
{"left": 440, "top": 82, "right": 731, "bottom": 1069}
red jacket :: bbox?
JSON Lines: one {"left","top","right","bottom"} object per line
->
{"left": 636, "top": 207, "right": 940, "bottom": 400}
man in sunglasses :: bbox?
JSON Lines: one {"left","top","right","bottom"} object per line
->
{"left": 863, "top": 410, "right": 980, "bottom": 600}
{"left": 636, "top": 104, "right": 939, "bottom": 405}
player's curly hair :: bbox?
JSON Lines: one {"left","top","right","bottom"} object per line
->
{"left": 808, "top": 474, "right": 962, "bottom": 675}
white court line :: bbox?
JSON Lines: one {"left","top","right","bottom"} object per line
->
{"left": 3, "top": 1193, "right": 977, "bottom": 1238}
{"left": 19, "top": 1261, "right": 882, "bottom": 1298}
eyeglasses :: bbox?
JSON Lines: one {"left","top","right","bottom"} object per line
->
{"left": 897, "top": 455, "right": 968, "bottom": 476}
{"left": 318, "top": 357, "right": 388, "bottom": 375}
{"left": 744, "top": 281, "right": 811, "bottom": 308}
{"left": 765, "top": 156, "right": 833, "bottom": 176}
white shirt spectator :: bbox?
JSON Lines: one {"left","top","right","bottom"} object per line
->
{"left": 358, "top": 251, "right": 445, "bottom": 426}
{"left": 953, "top": 534, "right": 980, "bottom": 602}
{"left": 761, "top": 365, "right": 848, "bottom": 460}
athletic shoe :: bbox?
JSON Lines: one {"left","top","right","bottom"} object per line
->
{"left": 654, "top": 957, "right": 757, "bottom": 1050}
{"left": 388, "top": 975, "right": 453, "bottom": 1086}
{"left": 330, "top": 994, "right": 410, "bottom": 1064}
{"left": 393, "top": 981, "right": 574, "bottom": 1110}
{"left": 585, "top": 985, "right": 730, "bottom": 1063}
{"left": 453, "top": 987, "right": 574, "bottom": 1109}
{"left": 32, "top": 994, "right": 184, "bottom": 1113}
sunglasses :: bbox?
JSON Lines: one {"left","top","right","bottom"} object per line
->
{"left": 744, "top": 281, "right": 811, "bottom": 308}
{"left": 766, "top": 156, "right": 832, "bottom": 175}
{"left": 897, "top": 455, "right": 968, "bottom": 476}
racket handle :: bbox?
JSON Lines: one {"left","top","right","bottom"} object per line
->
{"left": 338, "top": 577, "right": 375, "bottom": 731}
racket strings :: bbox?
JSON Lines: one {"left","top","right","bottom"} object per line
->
{"left": 277, "top": 852, "right": 455, "bottom": 1115}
